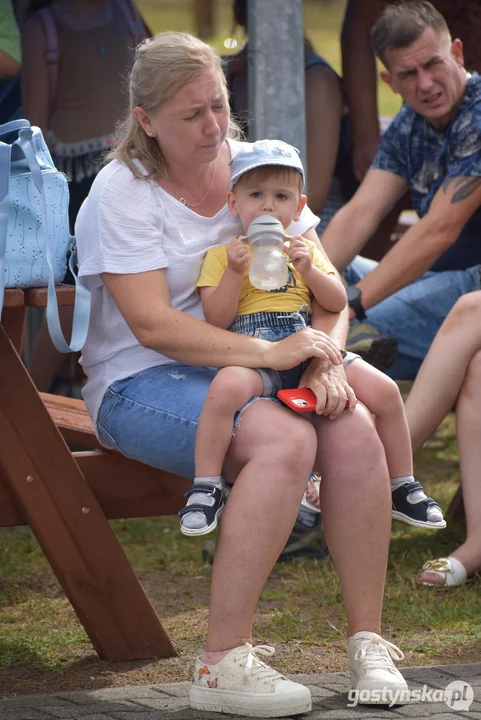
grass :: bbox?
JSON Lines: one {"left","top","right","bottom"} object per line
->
{"left": 0, "top": 409, "right": 479, "bottom": 698}
{"left": 136, "top": 0, "right": 402, "bottom": 119}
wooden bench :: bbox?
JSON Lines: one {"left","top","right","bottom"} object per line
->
{"left": 0, "top": 287, "right": 191, "bottom": 662}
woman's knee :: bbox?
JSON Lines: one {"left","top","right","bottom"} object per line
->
{"left": 317, "top": 403, "right": 385, "bottom": 466}
{"left": 225, "top": 401, "right": 316, "bottom": 482}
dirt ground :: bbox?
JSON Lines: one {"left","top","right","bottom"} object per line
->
{"left": 1, "top": 572, "right": 479, "bottom": 699}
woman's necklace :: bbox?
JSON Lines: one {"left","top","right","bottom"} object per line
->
{"left": 166, "top": 160, "right": 217, "bottom": 208}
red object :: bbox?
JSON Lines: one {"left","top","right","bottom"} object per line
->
{"left": 277, "top": 388, "right": 318, "bottom": 412}
{"left": 277, "top": 387, "right": 350, "bottom": 413}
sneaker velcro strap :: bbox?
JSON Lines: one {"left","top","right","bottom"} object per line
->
{"left": 184, "top": 483, "right": 222, "bottom": 499}
{"left": 403, "top": 481, "right": 424, "bottom": 494}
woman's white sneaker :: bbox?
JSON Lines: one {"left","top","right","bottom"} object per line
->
{"left": 348, "top": 631, "right": 408, "bottom": 704}
{"left": 189, "top": 642, "right": 312, "bottom": 717}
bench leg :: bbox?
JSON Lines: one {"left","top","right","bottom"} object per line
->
{"left": 0, "top": 326, "right": 176, "bottom": 661}
{"left": 2, "top": 306, "right": 26, "bottom": 354}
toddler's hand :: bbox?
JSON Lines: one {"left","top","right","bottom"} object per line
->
{"left": 227, "top": 236, "right": 250, "bottom": 274}
{"left": 284, "top": 236, "right": 311, "bottom": 275}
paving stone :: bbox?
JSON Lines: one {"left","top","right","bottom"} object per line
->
{"left": 0, "top": 712, "right": 54, "bottom": 720}
{"left": 110, "top": 713, "right": 190, "bottom": 720}
{"left": 395, "top": 702, "right": 459, "bottom": 716}
{"left": 2, "top": 697, "right": 81, "bottom": 711}
{"left": 436, "top": 665, "right": 481, "bottom": 680}
{"left": 415, "top": 715, "right": 474, "bottom": 720}
{"left": 293, "top": 671, "right": 349, "bottom": 687}
{"left": 57, "top": 687, "right": 164, "bottom": 702}
{"left": 123, "top": 697, "right": 188, "bottom": 710}
{"left": 148, "top": 682, "right": 190, "bottom": 698}
{"left": 308, "top": 686, "right": 337, "bottom": 700}
{"left": 78, "top": 715, "right": 124, "bottom": 720}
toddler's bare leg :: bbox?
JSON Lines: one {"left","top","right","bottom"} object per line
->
{"left": 346, "top": 360, "right": 444, "bottom": 529}
{"left": 346, "top": 360, "right": 412, "bottom": 478}
{"left": 195, "top": 366, "right": 264, "bottom": 478}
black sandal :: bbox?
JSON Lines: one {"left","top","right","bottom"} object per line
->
{"left": 391, "top": 482, "right": 446, "bottom": 529}
{"left": 179, "top": 483, "right": 225, "bottom": 536}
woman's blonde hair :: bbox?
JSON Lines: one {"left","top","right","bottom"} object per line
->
{"left": 108, "top": 31, "right": 240, "bottom": 179}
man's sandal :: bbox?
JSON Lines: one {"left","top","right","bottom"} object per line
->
{"left": 179, "top": 483, "right": 225, "bottom": 537}
{"left": 418, "top": 556, "right": 468, "bottom": 587}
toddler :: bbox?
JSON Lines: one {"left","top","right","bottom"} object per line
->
{"left": 179, "top": 140, "right": 445, "bottom": 537}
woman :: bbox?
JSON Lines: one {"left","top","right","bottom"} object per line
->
{"left": 75, "top": 31, "right": 407, "bottom": 716}
{"left": 21, "top": 0, "right": 147, "bottom": 395}
{"left": 22, "top": 0, "right": 147, "bottom": 226}
{"left": 405, "top": 292, "right": 481, "bottom": 587}
{"left": 225, "top": 0, "right": 357, "bottom": 236}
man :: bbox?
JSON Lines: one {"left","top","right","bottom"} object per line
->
{"left": 322, "top": 0, "right": 481, "bottom": 380}
{"left": 341, "top": 0, "right": 481, "bottom": 182}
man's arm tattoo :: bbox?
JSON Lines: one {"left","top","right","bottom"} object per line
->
{"left": 442, "top": 176, "right": 481, "bottom": 203}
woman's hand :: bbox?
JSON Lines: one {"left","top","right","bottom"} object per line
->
{"left": 266, "top": 328, "right": 343, "bottom": 372}
{"left": 299, "top": 358, "right": 357, "bottom": 418}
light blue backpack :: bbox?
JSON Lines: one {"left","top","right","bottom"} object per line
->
{"left": 0, "top": 119, "right": 90, "bottom": 352}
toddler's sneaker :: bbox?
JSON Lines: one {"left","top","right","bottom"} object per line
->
{"left": 391, "top": 481, "right": 446, "bottom": 529}
{"left": 179, "top": 482, "right": 224, "bottom": 536}
{"left": 189, "top": 642, "right": 312, "bottom": 717}
{"left": 348, "top": 631, "right": 408, "bottom": 704}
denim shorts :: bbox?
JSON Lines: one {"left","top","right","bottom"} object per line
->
{"left": 229, "top": 310, "right": 311, "bottom": 396}
{"left": 96, "top": 364, "right": 217, "bottom": 479}
{"left": 344, "top": 256, "right": 481, "bottom": 379}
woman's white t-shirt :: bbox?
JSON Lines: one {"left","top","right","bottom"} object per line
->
{"left": 75, "top": 138, "right": 320, "bottom": 424}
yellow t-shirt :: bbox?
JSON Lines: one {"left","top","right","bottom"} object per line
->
{"left": 197, "top": 237, "right": 335, "bottom": 315}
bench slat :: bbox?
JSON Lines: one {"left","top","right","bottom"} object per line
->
{"left": 24, "top": 284, "right": 76, "bottom": 307}
{"left": 39, "top": 392, "right": 102, "bottom": 449}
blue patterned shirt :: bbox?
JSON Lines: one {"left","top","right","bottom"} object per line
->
{"left": 372, "top": 73, "right": 481, "bottom": 271}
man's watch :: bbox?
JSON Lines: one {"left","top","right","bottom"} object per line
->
{"left": 346, "top": 285, "right": 366, "bottom": 321}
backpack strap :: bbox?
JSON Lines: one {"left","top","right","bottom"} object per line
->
{"left": 37, "top": 8, "right": 59, "bottom": 119}
{"left": 0, "top": 142, "right": 12, "bottom": 319}
{"left": 115, "top": 0, "right": 143, "bottom": 46}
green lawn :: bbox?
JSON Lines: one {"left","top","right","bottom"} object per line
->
{"left": 137, "top": 0, "right": 402, "bottom": 118}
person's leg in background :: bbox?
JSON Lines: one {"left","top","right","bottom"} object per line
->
{"left": 417, "top": 351, "right": 481, "bottom": 586}
{"left": 346, "top": 263, "right": 481, "bottom": 380}
{"left": 401, "top": 292, "right": 481, "bottom": 585}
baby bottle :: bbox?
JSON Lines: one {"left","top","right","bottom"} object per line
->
{"left": 246, "top": 215, "right": 289, "bottom": 291}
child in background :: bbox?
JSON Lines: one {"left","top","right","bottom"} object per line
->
{"left": 179, "top": 140, "right": 445, "bottom": 537}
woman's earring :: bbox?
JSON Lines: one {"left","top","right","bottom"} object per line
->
{"left": 146, "top": 131, "right": 155, "bottom": 137}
